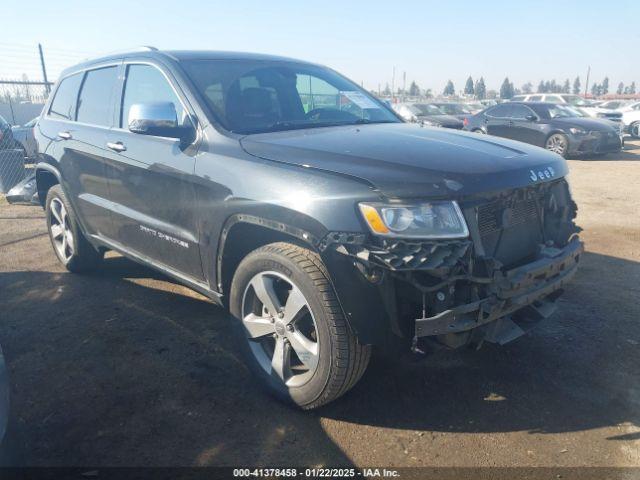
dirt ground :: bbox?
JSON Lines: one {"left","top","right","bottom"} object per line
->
{"left": 0, "top": 140, "right": 638, "bottom": 469}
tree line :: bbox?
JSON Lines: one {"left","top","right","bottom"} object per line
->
{"left": 383, "top": 75, "right": 638, "bottom": 99}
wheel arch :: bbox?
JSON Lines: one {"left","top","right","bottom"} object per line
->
{"left": 35, "top": 163, "right": 61, "bottom": 208}
{"left": 216, "top": 213, "right": 323, "bottom": 302}
{"left": 545, "top": 129, "right": 569, "bottom": 141}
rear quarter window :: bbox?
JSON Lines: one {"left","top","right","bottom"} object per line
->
{"left": 48, "top": 73, "right": 83, "bottom": 120}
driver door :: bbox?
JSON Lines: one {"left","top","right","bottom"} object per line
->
{"left": 104, "top": 62, "right": 205, "bottom": 281}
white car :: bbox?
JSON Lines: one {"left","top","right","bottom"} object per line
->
{"left": 618, "top": 101, "right": 640, "bottom": 138}
{"left": 598, "top": 100, "right": 632, "bottom": 110}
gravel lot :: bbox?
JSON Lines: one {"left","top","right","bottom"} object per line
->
{"left": 0, "top": 140, "right": 638, "bottom": 469}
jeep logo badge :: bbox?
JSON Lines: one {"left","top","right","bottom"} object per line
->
{"left": 530, "top": 166, "right": 555, "bottom": 182}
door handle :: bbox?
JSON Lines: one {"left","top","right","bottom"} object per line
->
{"left": 58, "top": 131, "right": 72, "bottom": 140}
{"left": 107, "top": 141, "right": 127, "bottom": 152}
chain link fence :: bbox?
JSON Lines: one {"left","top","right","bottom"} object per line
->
{"left": 0, "top": 82, "right": 49, "bottom": 194}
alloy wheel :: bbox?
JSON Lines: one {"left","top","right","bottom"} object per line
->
{"left": 241, "top": 271, "right": 319, "bottom": 387}
{"left": 49, "top": 198, "right": 74, "bottom": 262}
{"left": 546, "top": 134, "right": 567, "bottom": 155}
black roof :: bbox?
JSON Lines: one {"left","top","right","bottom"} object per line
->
{"left": 60, "top": 49, "right": 315, "bottom": 77}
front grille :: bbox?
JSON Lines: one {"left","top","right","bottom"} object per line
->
{"left": 478, "top": 196, "right": 540, "bottom": 236}
{"left": 475, "top": 189, "right": 544, "bottom": 267}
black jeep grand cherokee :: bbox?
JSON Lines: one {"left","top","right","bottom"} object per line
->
{"left": 34, "top": 48, "right": 582, "bottom": 409}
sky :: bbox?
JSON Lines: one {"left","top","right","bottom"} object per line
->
{"left": 2, "top": 0, "right": 639, "bottom": 94}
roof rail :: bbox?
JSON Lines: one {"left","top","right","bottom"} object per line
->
{"left": 98, "top": 46, "right": 159, "bottom": 56}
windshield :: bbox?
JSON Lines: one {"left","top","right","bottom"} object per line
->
{"left": 413, "top": 104, "right": 443, "bottom": 115}
{"left": 547, "top": 105, "right": 582, "bottom": 118}
{"left": 560, "top": 94, "right": 591, "bottom": 107}
{"left": 182, "top": 60, "right": 399, "bottom": 134}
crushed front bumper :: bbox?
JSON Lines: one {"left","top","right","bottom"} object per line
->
{"left": 414, "top": 237, "right": 583, "bottom": 338}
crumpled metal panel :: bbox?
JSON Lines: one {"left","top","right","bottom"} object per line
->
{"left": 319, "top": 232, "right": 471, "bottom": 271}
{"left": 372, "top": 239, "right": 471, "bottom": 270}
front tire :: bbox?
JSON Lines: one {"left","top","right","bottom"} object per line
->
{"left": 630, "top": 122, "right": 640, "bottom": 140}
{"left": 45, "top": 185, "right": 103, "bottom": 272}
{"left": 545, "top": 133, "right": 569, "bottom": 157}
{"left": 229, "top": 242, "right": 370, "bottom": 409}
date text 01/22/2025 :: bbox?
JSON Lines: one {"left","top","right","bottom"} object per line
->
{"left": 232, "top": 468, "right": 400, "bottom": 478}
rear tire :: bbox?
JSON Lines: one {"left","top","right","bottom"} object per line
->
{"left": 45, "top": 185, "right": 103, "bottom": 272}
{"left": 631, "top": 122, "right": 640, "bottom": 139}
{"left": 229, "top": 242, "right": 370, "bottom": 409}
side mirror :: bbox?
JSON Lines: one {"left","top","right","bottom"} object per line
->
{"left": 525, "top": 114, "right": 537, "bottom": 121}
{"left": 128, "top": 102, "right": 194, "bottom": 142}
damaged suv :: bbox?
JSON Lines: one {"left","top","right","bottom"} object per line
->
{"left": 34, "top": 49, "right": 582, "bottom": 409}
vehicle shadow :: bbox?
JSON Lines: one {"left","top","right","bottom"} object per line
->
{"left": 0, "top": 257, "right": 351, "bottom": 467}
{"left": 0, "top": 250, "right": 638, "bottom": 466}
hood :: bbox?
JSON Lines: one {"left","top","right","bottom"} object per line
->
{"left": 417, "top": 114, "right": 463, "bottom": 127}
{"left": 552, "top": 117, "right": 618, "bottom": 132}
{"left": 240, "top": 123, "right": 568, "bottom": 198}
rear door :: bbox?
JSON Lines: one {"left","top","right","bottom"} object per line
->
{"left": 104, "top": 62, "right": 204, "bottom": 281}
{"left": 39, "top": 65, "right": 120, "bottom": 238}
{"left": 484, "top": 104, "right": 514, "bottom": 138}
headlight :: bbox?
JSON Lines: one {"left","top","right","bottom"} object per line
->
{"left": 359, "top": 201, "right": 469, "bottom": 238}
{"left": 569, "top": 127, "right": 586, "bottom": 135}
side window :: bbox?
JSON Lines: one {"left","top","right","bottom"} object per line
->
{"left": 48, "top": 73, "right": 83, "bottom": 120}
{"left": 510, "top": 105, "right": 534, "bottom": 119}
{"left": 121, "top": 64, "right": 190, "bottom": 128}
{"left": 545, "top": 95, "right": 561, "bottom": 103}
{"left": 486, "top": 104, "right": 512, "bottom": 117}
{"left": 296, "top": 74, "right": 339, "bottom": 113}
{"left": 528, "top": 95, "right": 543, "bottom": 101}
{"left": 76, "top": 67, "right": 119, "bottom": 126}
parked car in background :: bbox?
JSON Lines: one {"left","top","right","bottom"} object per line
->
{"left": 0, "top": 115, "right": 15, "bottom": 150}
{"left": 511, "top": 93, "right": 590, "bottom": 106}
{"left": 464, "top": 102, "right": 622, "bottom": 157}
{"left": 11, "top": 117, "right": 38, "bottom": 161}
{"left": 618, "top": 101, "right": 640, "bottom": 138}
{"left": 598, "top": 100, "right": 632, "bottom": 110}
{"left": 430, "top": 102, "right": 473, "bottom": 121}
{"left": 34, "top": 49, "right": 582, "bottom": 408}
{"left": 392, "top": 102, "right": 463, "bottom": 129}
{"left": 463, "top": 102, "right": 485, "bottom": 114}
{"left": 510, "top": 94, "right": 623, "bottom": 123}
